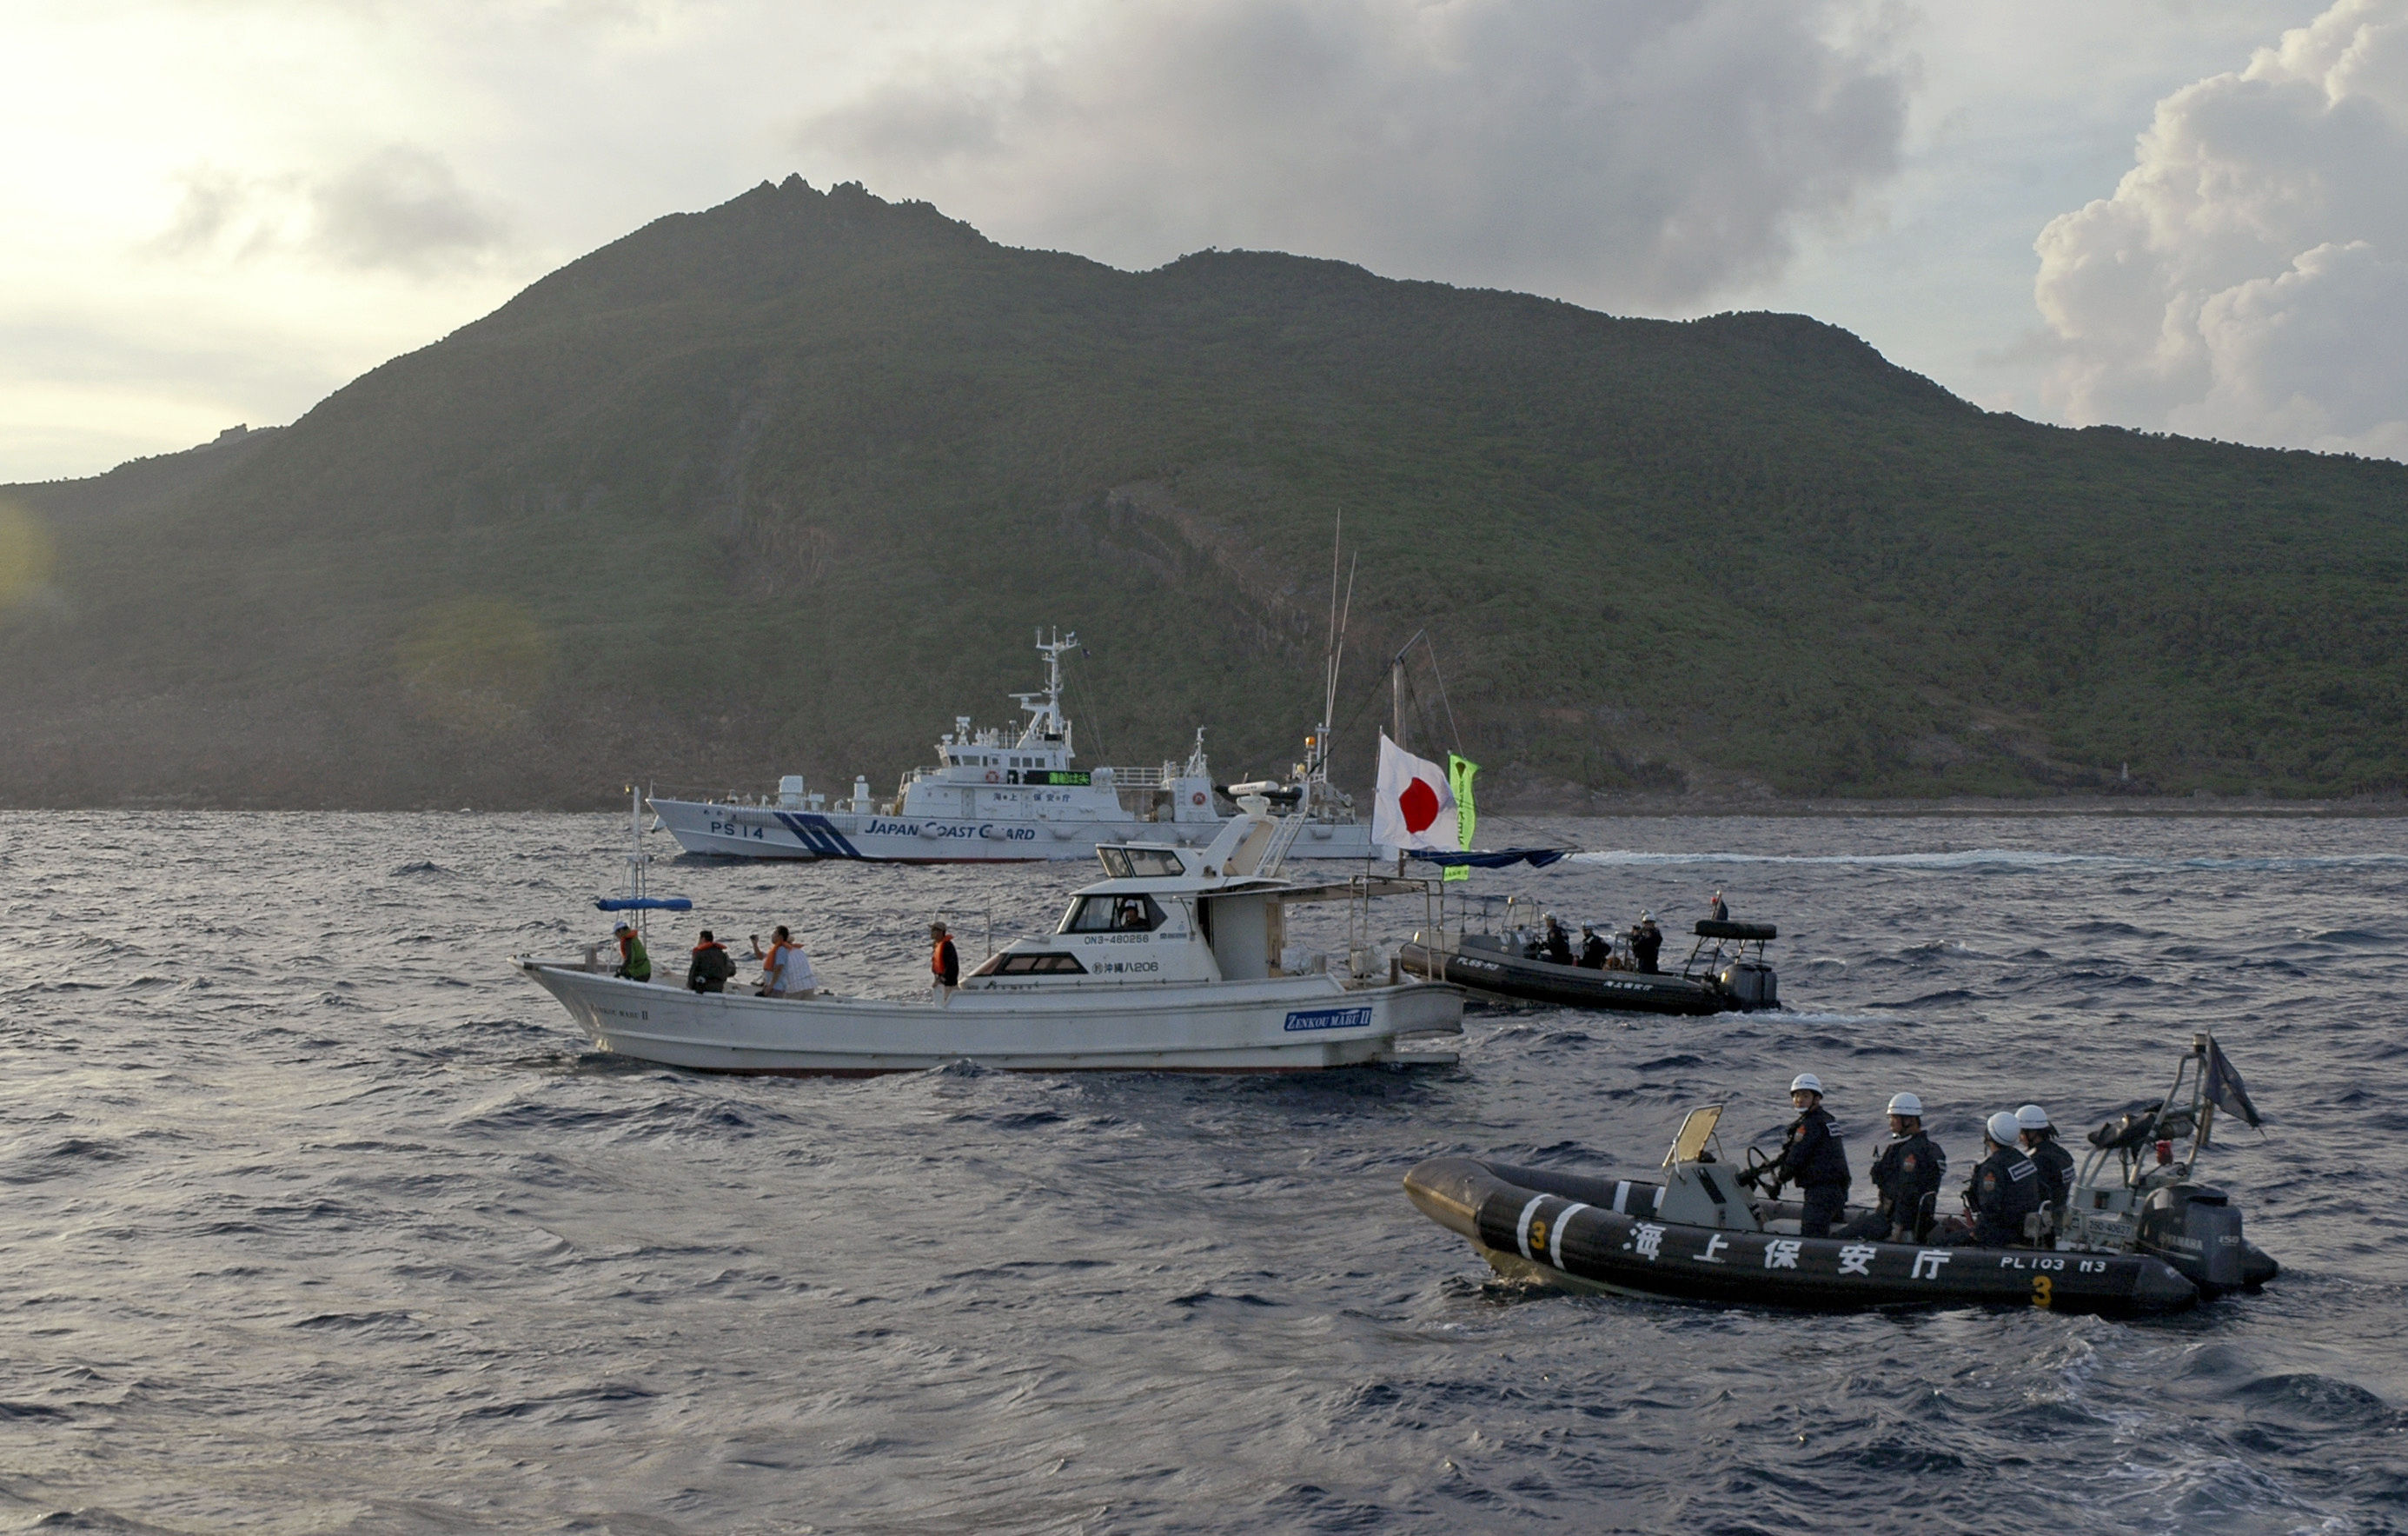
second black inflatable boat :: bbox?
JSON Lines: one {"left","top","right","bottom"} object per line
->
{"left": 1400, "top": 919, "right": 1778, "bottom": 1014}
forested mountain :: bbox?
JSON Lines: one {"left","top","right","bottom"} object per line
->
{"left": 3, "top": 176, "right": 2404, "bottom": 809}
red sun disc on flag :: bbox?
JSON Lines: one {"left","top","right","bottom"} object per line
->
{"left": 1400, "top": 777, "right": 1440, "bottom": 833}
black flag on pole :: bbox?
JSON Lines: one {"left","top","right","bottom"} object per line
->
{"left": 2203, "top": 1036, "right": 2262, "bottom": 1129}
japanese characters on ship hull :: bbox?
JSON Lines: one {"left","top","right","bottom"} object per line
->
{"left": 1437, "top": 1164, "right": 2198, "bottom": 1315}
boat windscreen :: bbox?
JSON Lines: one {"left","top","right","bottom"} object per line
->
{"left": 1663, "top": 1105, "right": 1723, "bottom": 1167}
{"left": 1061, "top": 894, "right": 1166, "bottom": 934}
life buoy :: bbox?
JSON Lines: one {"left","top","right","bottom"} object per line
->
{"left": 1191, "top": 791, "right": 1206, "bottom": 805}
{"left": 985, "top": 770, "right": 999, "bottom": 783}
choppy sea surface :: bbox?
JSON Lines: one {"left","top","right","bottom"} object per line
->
{"left": 3, "top": 811, "right": 2404, "bottom": 1533}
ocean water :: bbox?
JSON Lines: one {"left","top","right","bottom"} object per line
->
{"left": 2, "top": 810, "right": 2402, "bottom": 1534}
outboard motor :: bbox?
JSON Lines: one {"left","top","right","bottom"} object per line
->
{"left": 1717, "top": 961, "right": 1777, "bottom": 1010}
{"left": 2136, "top": 1183, "right": 2245, "bottom": 1293}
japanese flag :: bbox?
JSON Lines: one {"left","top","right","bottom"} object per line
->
{"left": 1373, "top": 733, "right": 1461, "bottom": 852}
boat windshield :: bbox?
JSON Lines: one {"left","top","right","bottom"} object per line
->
{"left": 1061, "top": 894, "right": 1166, "bottom": 934}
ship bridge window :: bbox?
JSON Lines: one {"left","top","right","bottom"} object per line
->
{"left": 1061, "top": 894, "right": 1166, "bottom": 934}
{"left": 1115, "top": 848, "right": 1185, "bottom": 878}
{"left": 968, "top": 951, "right": 1088, "bottom": 977}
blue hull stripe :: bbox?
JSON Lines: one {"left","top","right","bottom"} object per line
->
{"left": 773, "top": 812, "right": 867, "bottom": 860}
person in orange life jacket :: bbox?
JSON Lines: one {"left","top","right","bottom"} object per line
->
{"left": 687, "top": 929, "right": 735, "bottom": 994}
{"left": 931, "top": 922, "right": 959, "bottom": 1006}
{"left": 1761, "top": 1073, "right": 1851, "bottom": 1238}
{"left": 612, "top": 921, "right": 651, "bottom": 982}
{"left": 749, "top": 926, "right": 816, "bottom": 997}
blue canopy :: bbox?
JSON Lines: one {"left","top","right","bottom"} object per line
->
{"left": 1408, "top": 848, "right": 1569, "bottom": 869}
{"left": 594, "top": 895, "right": 693, "bottom": 912}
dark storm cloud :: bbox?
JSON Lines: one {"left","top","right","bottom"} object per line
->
{"left": 804, "top": 0, "right": 1913, "bottom": 309}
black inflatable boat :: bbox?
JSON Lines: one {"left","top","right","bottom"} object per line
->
{"left": 1400, "top": 919, "right": 1777, "bottom": 1014}
{"left": 1404, "top": 1037, "right": 2276, "bottom": 1316}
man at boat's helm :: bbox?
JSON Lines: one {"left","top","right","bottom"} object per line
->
{"left": 1750, "top": 1074, "right": 1852, "bottom": 1238}
{"left": 2017, "top": 1104, "right": 2075, "bottom": 1214}
{"left": 611, "top": 921, "right": 651, "bottom": 983}
{"left": 1932, "top": 1112, "right": 2041, "bottom": 1247}
{"left": 1839, "top": 1092, "right": 1947, "bottom": 1242}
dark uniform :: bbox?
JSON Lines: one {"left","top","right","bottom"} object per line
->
{"left": 1578, "top": 931, "right": 1609, "bottom": 968}
{"left": 1542, "top": 923, "right": 1573, "bottom": 965}
{"left": 1955, "top": 1145, "right": 2041, "bottom": 1247}
{"left": 1632, "top": 919, "right": 1664, "bottom": 974}
{"left": 1841, "top": 1128, "right": 1947, "bottom": 1241}
{"left": 1775, "top": 1106, "right": 1852, "bottom": 1238}
{"left": 2027, "top": 1134, "right": 2074, "bottom": 1212}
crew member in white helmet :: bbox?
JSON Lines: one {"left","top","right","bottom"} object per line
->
{"left": 1934, "top": 1112, "right": 2040, "bottom": 1247}
{"left": 2017, "top": 1103, "right": 2073, "bottom": 1212}
{"left": 1759, "top": 1073, "right": 1851, "bottom": 1238}
{"left": 1840, "top": 1091, "right": 1947, "bottom": 1242}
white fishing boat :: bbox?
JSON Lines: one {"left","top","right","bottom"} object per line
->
{"left": 512, "top": 800, "right": 1460, "bottom": 1074}
{"left": 647, "top": 628, "right": 1380, "bottom": 863}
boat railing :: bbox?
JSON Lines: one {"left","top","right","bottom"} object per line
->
{"left": 647, "top": 782, "right": 779, "bottom": 807}
{"left": 1257, "top": 813, "right": 1308, "bottom": 877}
{"left": 1100, "top": 765, "right": 1177, "bottom": 788}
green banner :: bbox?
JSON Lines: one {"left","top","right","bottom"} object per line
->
{"left": 1446, "top": 754, "right": 1478, "bottom": 882}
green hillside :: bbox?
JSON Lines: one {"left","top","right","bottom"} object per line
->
{"left": 3, "top": 176, "right": 2405, "bottom": 808}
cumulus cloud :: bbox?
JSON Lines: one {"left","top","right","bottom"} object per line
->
{"left": 801, "top": 0, "right": 1912, "bottom": 311}
{"left": 2034, "top": 0, "right": 2408, "bottom": 456}
{"left": 152, "top": 148, "right": 509, "bottom": 275}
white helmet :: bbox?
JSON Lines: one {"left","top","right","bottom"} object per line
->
{"left": 2016, "top": 1103, "right": 2051, "bottom": 1130}
{"left": 1790, "top": 1074, "right": 1823, "bottom": 1095}
{"left": 1986, "top": 1111, "right": 2022, "bottom": 1146}
{"left": 1886, "top": 1092, "right": 1923, "bottom": 1117}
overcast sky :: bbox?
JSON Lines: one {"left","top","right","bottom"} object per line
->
{"left": 4, "top": 0, "right": 2399, "bottom": 483}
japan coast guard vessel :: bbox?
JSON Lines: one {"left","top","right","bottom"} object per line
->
{"left": 1404, "top": 1034, "right": 2276, "bottom": 1316}
{"left": 513, "top": 799, "right": 1462, "bottom": 1074}
{"left": 647, "top": 629, "right": 1380, "bottom": 864}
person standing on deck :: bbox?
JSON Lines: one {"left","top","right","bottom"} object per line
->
{"left": 1710, "top": 890, "right": 1730, "bottom": 922}
{"left": 2017, "top": 1104, "right": 2075, "bottom": 1214}
{"left": 1761, "top": 1073, "right": 1851, "bottom": 1239}
{"left": 1631, "top": 913, "right": 1663, "bottom": 974}
{"left": 612, "top": 921, "right": 651, "bottom": 982}
{"left": 931, "top": 922, "right": 960, "bottom": 1007}
{"left": 687, "top": 930, "right": 735, "bottom": 994}
{"left": 751, "top": 926, "right": 817, "bottom": 997}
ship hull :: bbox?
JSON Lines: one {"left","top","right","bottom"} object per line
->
{"left": 514, "top": 960, "right": 1462, "bottom": 1074}
{"left": 651, "top": 796, "right": 1383, "bottom": 863}
{"left": 1405, "top": 1157, "right": 2200, "bottom": 1316}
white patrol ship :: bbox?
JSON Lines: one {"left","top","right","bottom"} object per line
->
{"left": 647, "top": 628, "right": 1381, "bottom": 864}
{"left": 514, "top": 798, "right": 1460, "bottom": 1074}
